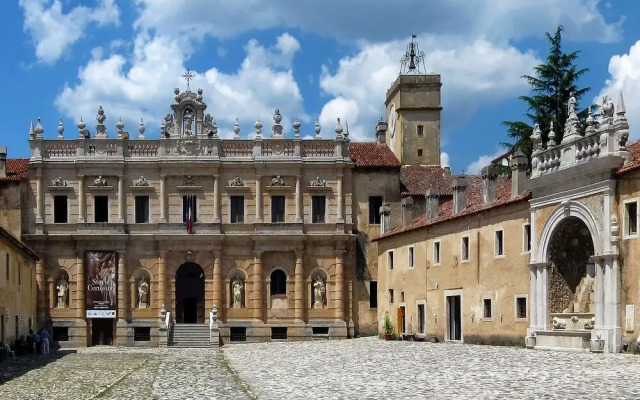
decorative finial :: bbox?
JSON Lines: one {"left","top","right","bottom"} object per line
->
{"left": 585, "top": 107, "right": 596, "bottom": 135}
{"left": 314, "top": 118, "right": 321, "bottom": 139}
{"left": 335, "top": 117, "right": 344, "bottom": 138}
{"left": 400, "top": 34, "right": 426, "bottom": 75}
{"left": 548, "top": 121, "right": 557, "bottom": 146}
{"left": 617, "top": 91, "right": 626, "bottom": 116}
{"left": 212, "top": 120, "right": 218, "bottom": 138}
{"left": 233, "top": 118, "right": 240, "bottom": 138}
{"left": 57, "top": 117, "right": 64, "bottom": 139}
{"left": 197, "top": 88, "right": 203, "bottom": 102}
{"left": 116, "top": 117, "right": 125, "bottom": 138}
{"left": 138, "top": 118, "right": 145, "bottom": 139}
{"left": 344, "top": 120, "right": 349, "bottom": 138}
{"left": 181, "top": 68, "right": 195, "bottom": 91}
{"left": 95, "top": 106, "right": 107, "bottom": 137}
{"left": 34, "top": 117, "right": 44, "bottom": 138}
{"left": 29, "top": 120, "right": 35, "bottom": 140}
{"left": 254, "top": 118, "right": 263, "bottom": 138}
{"left": 272, "top": 109, "right": 283, "bottom": 137}
{"left": 293, "top": 118, "right": 301, "bottom": 138}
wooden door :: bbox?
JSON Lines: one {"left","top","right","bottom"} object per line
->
{"left": 397, "top": 307, "right": 405, "bottom": 334}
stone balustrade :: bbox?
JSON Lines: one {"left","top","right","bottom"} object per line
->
{"left": 30, "top": 136, "right": 349, "bottom": 162}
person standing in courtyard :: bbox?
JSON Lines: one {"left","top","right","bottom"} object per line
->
{"left": 33, "top": 329, "right": 41, "bottom": 354}
{"left": 40, "top": 328, "right": 51, "bottom": 355}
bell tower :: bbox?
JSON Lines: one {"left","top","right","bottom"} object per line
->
{"left": 385, "top": 35, "right": 442, "bottom": 166}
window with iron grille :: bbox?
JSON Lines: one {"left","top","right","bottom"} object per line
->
{"left": 271, "top": 327, "right": 287, "bottom": 340}
{"left": 134, "top": 327, "right": 151, "bottom": 341}
{"left": 230, "top": 327, "right": 247, "bottom": 342}
{"left": 53, "top": 327, "right": 69, "bottom": 342}
{"left": 312, "top": 326, "right": 329, "bottom": 336}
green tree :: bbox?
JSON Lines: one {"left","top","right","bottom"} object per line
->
{"left": 502, "top": 26, "right": 591, "bottom": 156}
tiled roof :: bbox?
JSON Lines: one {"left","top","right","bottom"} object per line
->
{"left": 1, "top": 158, "right": 29, "bottom": 182}
{"left": 617, "top": 141, "right": 640, "bottom": 175}
{"left": 374, "top": 175, "right": 531, "bottom": 241}
{"left": 348, "top": 142, "right": 401, "bottom": 168}
{"left": 400, "top": 166, "right": 453, "bottom": 196}
{"left": 0, "top": 224, "right": 39, "bottom": 261}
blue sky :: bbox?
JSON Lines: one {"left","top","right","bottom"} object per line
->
{"left": 3, "top": 0, "right": 640, "bottom": 173}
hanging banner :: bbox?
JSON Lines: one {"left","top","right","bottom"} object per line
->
{"left": 85, "top": 251, "right": 118, "bottom": 318}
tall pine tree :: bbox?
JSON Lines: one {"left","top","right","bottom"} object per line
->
{"left": 503, "top": 26, "right": 590, "bottom": 156}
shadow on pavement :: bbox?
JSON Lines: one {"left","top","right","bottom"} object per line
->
{"left": 0, "top": 349, "right": 77, "bottom": 385}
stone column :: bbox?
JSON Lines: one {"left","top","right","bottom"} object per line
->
{"left": 36, "top": 260, "right": 45, "bottom": 323}
{"left": 78, "top": 175, "right": 86, "bottom": 223}
{"left": 48, "top": 278, "right": 55, "bottom": 312}
{"left": 595, "top": 257, "right": 605, "bottom": 328}
{"left": 253, "top": 251, "right": 263, "bottom": 322}
{"left": 611, "top": 257, "right": 622, "bottom": 352}
{"left": 337, "top": 173, "right": 344, "bottom": 223}
{"left": 213, "top": 176, "right": 220, "bottom": 223}
{"left": 158, "top": 251, "right": 167, "bottom": 310}
{"left": 36, "top": 169, "right": 43, "bottom": 223}
{"left": 255, "top": 176, "right": 263, "bottom": 223}
{"left": 335, "top": 249, "right": 345, "bottom": 320}
{"left": 130, "top": 278, "right": 136, "bottom": 310}
{"left": 604, "top": 260, "right": 612, "bottom": 327}
{"left": 117, "top": 250, "right": 127, "bottom": 319}
{"left": 295, "top": 175, "right": 302, "bottom": 223}
{"left": 117, "top": 175, "right": 125, "bottom": 223}
{"left": 294, "top": 250, "right": 304, "bottom": 322}
{"left": 528, "top": 264, "right": 537, "bottom": 330}
{"left": 213, "top": 250, "right": 222, "bottom": 311}
{"left": 76, "top": 254, "right": 85, "bottom": 319}
{"left": 540, "top": 263, "right": 548, "bottom": 329}
{"left": 159, "top": 175, "right": 167, "bottom": 223}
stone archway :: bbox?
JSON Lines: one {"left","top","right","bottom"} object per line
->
{"left": 176, "top": 262, "right": 205, "bottom": 324}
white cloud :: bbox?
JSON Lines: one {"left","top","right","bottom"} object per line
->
{"left": 440, "top": 152, "right": 450, "bottom": 168}
{"left": 55, "top": 33, "right": 306, "bottom": 138}
{"left": 466, "top": 148, "right": 507, "bottom": 174}
{"left": 597, "top": 40, "right": 640, "bottom": 140}
{"left": 19, "top": 0, "right": 120, "bottom": 64}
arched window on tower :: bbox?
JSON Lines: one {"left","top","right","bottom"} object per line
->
{"left": 270, "top": 269, "right": 287, "bottom": 296}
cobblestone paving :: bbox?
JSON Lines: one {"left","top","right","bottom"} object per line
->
{"left": 2, "top": 339, "right": 640, "bottom": 399}
{"left": 223, "top": 337, "right": 640, "bottom": 400}
{"left": 0, "top": 347, "right": 253, "bottom": 400}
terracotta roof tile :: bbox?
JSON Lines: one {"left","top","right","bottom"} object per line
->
{"left": 400, "top": 166, "right": 453, "bottom": 196}
{"left": 617, "top": 140, "right": 640, "bottom": 175}
{"left": 1, "top": 158, "right": 29, "bottom": 182}
{"left": 348, "top": 142, "right": 401, "bottom": 168}
{"left": 374, "top": 174, "right": 531, "bottom": 241}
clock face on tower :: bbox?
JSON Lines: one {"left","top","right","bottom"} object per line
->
{"left": 388, "top": 103, "right": 397, "bottom": 139}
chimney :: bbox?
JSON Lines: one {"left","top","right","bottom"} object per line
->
{"left": 425, "top": 188, "right": 439, "bottom": 221}
{"left": 443, "top": 166, "right": 451, "bottom": 178}
{"left": 379, "top": 203, "right": 392, "bottom": 234}
{"left": 452, "top": 176, "right": 467, "bottom": 214}
{"left": 0, "top": 146, "right": 6, "bottom": 178}
{"left": 375, "top": 119, "right": 388, "bottom": 145}
{"left": 401, "top": 197, "right": 414, "bottom": 228}
{"left": 509, "top": 149, "right": 529, "bottom": 198}
{"left": 481, "top": 165, "right": 500, "bottom": 204}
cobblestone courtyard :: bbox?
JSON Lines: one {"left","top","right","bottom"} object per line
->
{"left": 2, "top": 337, "right": 640, "bottom": 399}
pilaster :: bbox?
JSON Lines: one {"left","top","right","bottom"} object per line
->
{"left": 75, "top": 252, "right": 85, "bottom": 320}
{"left": 78, "top": 175, "right": 86, "bottom": 223}
{"left": 158, "top": 250, "right": 167, "bottom": 310}
{"left": 336, "top": 172, "right": 344, "bottom": 223}
{"left": 295, "top": 175, "right": 302, "bottom": 223}
{"left": 335, "top": 249, "right": 345, "bottom": 320}
{"left": 255, "top": 176, "right": 263, "bottom": 223}
{"left": 117, "top": 175, "right": 125, "bottom": 223}
{"left": 294, "top": 249, "right": 304, "bottom": 322}
{"left": 213, "top": 249, "right": 222, "bottom": 313}
{"left": 213, "top": 175, "right": 220, "bottom": 223}
{"left": 253, "top": 250, "right": 263, "bottom": 322}
{"left": 159, "top": 174, "right": 167, "bottom": 223}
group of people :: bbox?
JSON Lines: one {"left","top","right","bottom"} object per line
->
{"left": 25, "top": 328, "right": 52, "bottom": 355}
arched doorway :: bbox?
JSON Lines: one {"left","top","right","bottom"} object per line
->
{"left": 546, "top": 216, "right": 595, "bottom": 314}
{"left": 176, "top": 262, "right": 205, "bottom": 324}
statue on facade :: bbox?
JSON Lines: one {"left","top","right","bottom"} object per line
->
{"left": 56, "top": 277, "right": 69, "bottom": 308}
{"left": 134, "top": 176, "right": 148, "bottom": 186}
{"left": 161, "top": 113, "right": 175, "bottom": 138}
{"left": 311, "top": 176, "right": 326, "bottom": 187}
{"left": 52, "top": 177, "right": 67, "bottom": 187}
{"left": 567, "top": 91, "right": 577, "bottom": 117}
{"left": 138, "top": 278, "right": 149, "bottom": 308}
{"left": 184, "top": 109, "right": 194, "bottom": 135}
{"left": 232, "top": 279, "right": 243, "bottom": 308}
{"left": 601, "top": 95, "right": 614, "bottom": 118}
{"left": 270, "top": 175, "right": 285, "bottom": 187}
{"left": 94, "top": 176, "right": 107, "bottom": 186}
{"left": 230, "top": 176, "right": 244, "bottom": 187}
{"left": 313, "top": 278, "right": 326, "bottom": 308}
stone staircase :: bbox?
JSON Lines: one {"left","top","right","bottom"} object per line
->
{"left": 169, "top": 324, "right": 211, "bottom": 348}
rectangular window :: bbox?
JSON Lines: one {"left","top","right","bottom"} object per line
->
{"left": 417, "top": 149, "right": 423, "bottom": 157}
{"left": 389, "top": 289, "right": 394, "bottom": 304}
{"left": 483, "top": 298, "right": 492, "bottom": 319}
{"left": 369, "top": 196, "right": 383, "bottom": 224}
{"left": 312, "top": 326, "right": 329, "bottom": 336}
{"left": 369, "top": 281, "right": 378, "bottom": 308}
{"left": 516, "top": 297, "right": 527, "bottom": 319}
{"left": 135, "top": 196, "right": 150, "bottom": 223}
{"left": 312, "top": 196, "right": 326, "bottom": 223}
{"left": 461, "top": 237, "right": 469, "bottom": 262}
{"left": 271, "top": 327, "right": 288, "bottom": 340}
{"left": 417, "top": 125, "right": 424, "bottom": 136}
{"left": 271, "top": 195, "right": 285, "bottom": 223}
{"left": 625, "top": 201, "right": 638, "bottom": 236}
{"left": 134, "top": 327, "right": 151, "bottom": 341}
{"left": 433, "top": 242, "right": 441, "bottom": 265}
{"left": 53, "top": 327, "right": 69, "bottom": 342}
{"left": 495, "top": 230, "right": 504, "bottom": 256}
{"left": 230, "top": 327, "right": 247, "bottom": 342}
{"left": 400, "top": 291, "right": 405, "bottom": 303}
{"left": 53, "top": 196, "right": 68, "bottom": 223}
{"left": 388, "top": 251, "right": 394, "bottom": 270}
{"left": 523, "top": 223, "right": 531, "bottom": 252}
{"left": 408, "top": 247, "right": 415, "bottom": 269}
{"left": 94, "top": 196, "right": 109, "bottom": 223}
{"left": 418, "top": 303, "right": 425, "bottom": 334}
{"left": 182, "top": 195, "right": 197, "bottom": 223}
{"left": 230, "top": 196, "right": 244, "bottom": 223}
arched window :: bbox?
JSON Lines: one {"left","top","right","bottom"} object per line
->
{"left": 270, "top": 269, "right": 287, "bottom": 296}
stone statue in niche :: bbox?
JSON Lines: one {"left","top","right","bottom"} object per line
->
{"left": 56, "top": 277, "right": 69, "bottom": 308}
{"left": 184, "top": 109, "right": 194, "bottom": 135}
{"left": 94, "top": 176, "right": 107, "bottom": 186}
{"left": 313, "top": 278, "right": 326, "bottom": 308}
{"left": 232, "top": 279, "right": 244, "bottom": 308}
{"left": 138, "top": 278, "right": 149, "bottom": 308}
